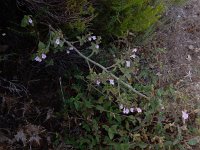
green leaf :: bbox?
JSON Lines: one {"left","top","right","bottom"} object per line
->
{"left": 96, "top": 105, "right": 104, "bottom": 112}
{"left": 21, "top": 15, "right": 29, "bottom": 27}
{"left": 38, "top": 41, "right": 46, "bottom": 50}
{"left": 138, "top": 142, "right": 148, "bottom": 149}
{"left": 108, "top": 128, "right": 114, "bottom": 140}
{"left": 188, "top": 138, "right": 198, "bottom": 146}
{"left": 21, "top": 15, "right": 33, "bottom": 27}
{"left": 84, "top": 101, "right": 93, "bottom": 108}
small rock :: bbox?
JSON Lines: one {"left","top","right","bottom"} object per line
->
{"left": 195, "top": 48, "right": 200, "bottom": 53}
{"left": 188, "top": 45, "right": 194, "bottom": 50}
{"left": 186, "top": 55, "right": 192, "bottom": 61}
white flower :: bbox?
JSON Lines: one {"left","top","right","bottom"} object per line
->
{"left": 34, "top": 56, "right": 42, "bottom": 62}
{"left": 119, "top": 104, "right": 124, "bottom": 110}
{"left": 96, "top": 80, "right": 101, "bottom": 86}
{"left": 55, "top": 38, "right": 60, "bottom": 45}
{"left": 95, "top": 44, "right": 99, "bottom": 49}
{"left": 109, "top": 79, "right": 114, "bottom": 85}
{"left": 92, "top": 36, "right": 97, "bottom": 40}
{"left": 69, "top": 47, "right": 73, "bottom": 50}
{"left": 132, "top": 48, "right": 137, "bottom": 53}
{"left": 125, "top": 108, "right": 130, "bottom": 114}
{"left": 182, "top": 110, "right": 189, "bottom": 120}
{"left": 41, "top": 53, "right": 46, "bottom": 59}
{"left": 136, "top": 108, "right": 142, "bottom": 113}
{"left": 123, "top": 108, "right": 130, "bottom": 114}
{"left": 66, "top": 50, "right": 70, "bottom": 54}
{"left": 2, "top": 33, "right": 6, "bottom": 36}
{"left": 130, "top": 54, "right": 136, "bottom": 59}
{"left": 130, "top": 108, "right": 134, "bottom": 112}
{"left": 28, "top": 18, "right": 33, "bottom": 24}
{"left": 126, "top": 60, "right": 131, "bottom": 67}
{"left": 88, "top": 37, "right": 92, "bottom": 41}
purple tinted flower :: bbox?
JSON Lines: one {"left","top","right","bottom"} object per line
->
{"left": 123, "top": 108, "right": 129, "bottom": 114}
{"left": 41, "top": 53, "right": 46, "bottom": 59}
{"left": 109, "top": 79, "right": 114, "bottom": 85}
{"left": 28, "top": 18, "right": 33, "bottom": 24}
{"left": 96, "top": 80, "right": 101, "bottom": 86}
{"left": 55, "top": 38, "right": 60, "bottom": 45}
{"left": 35, "top": 56, "right": 42, "bottom": 62}
{"left": 136, "top": 108, "right": 142, "bottom": 113}
{"left": 132, "top": 48, "right": 137, "bottom": 53}
{"left": 95, "top": 44, "right": 99, "bottom": 49}
{"left": 130, "top": 108, "right": 134, "bottom": 112}
{"left": 182, "top": 110, "right": 189, "bottom": 120}
{"left": 69, "top": 47, "right": 73, "bottom": 50}
{"left": 125, "top": 108, "right": 130, "bottom": 114}
{"left": 92, "top": 36, "right": 97, "bottom": 40}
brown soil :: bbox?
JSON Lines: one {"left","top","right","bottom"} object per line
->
{"left": 156, "top": 0, "right": 200, "bottom": 106}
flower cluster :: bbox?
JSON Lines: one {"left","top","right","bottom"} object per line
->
{"left": 119, "top": 104, "right": 142, "bottom": 114}
{"left": 88, "top": 35, "right": 97, "bottom": 41}
{"left": 88, "top": 35, "right": 100, "bottom": 50}
{"left": 34, "top": 53, "right": 47, "bottom": 62}
{"left": 95, "top": 79, "right": 115, "bottom": 86}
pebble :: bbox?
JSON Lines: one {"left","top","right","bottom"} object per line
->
{"left": 188, "top": 45, "right": 194, "bottom": 50}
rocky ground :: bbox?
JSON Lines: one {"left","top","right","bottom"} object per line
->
{"left": 156, "top": 0, "right": 200, "bottom": 110}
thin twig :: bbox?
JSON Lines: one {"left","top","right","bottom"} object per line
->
{"left": 59, "top": 77, "right": 65, "bottom": 102}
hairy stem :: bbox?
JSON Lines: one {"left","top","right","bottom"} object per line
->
{"left": 63, "top": 39, "right": 150, "bottom": 100}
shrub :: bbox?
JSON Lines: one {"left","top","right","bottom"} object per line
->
{"left": 92, "top": 0, "right": 164, "bottom": 37}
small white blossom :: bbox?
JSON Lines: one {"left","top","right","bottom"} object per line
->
{"left": 28, "top": 18, "right": 33, "bottom": 24}
{"left": 66, "top": 50, "right": 70, "bottom": 54}
{"left": 182, "top": 110, "right": 189, "bottom": 120}
{"left": 109, "top": 79, "right": 114, "bottom": 85}
{"left": 41, "top": 53, "right": 46, "bottom": 59}
{"left": 119, "top": 104, "right": 124, "bottom": 110}
{"left": 126, "top": 60, "right": 131, "bottom": 67}
{"left": 88, "top": 37, "right": 92, "bottom": 41}
{"left": 130, "top": 54, "right": 136, "bottom": 59}
{"left": 123, "top": 108, "right": 126, "bottom": 114}
{"left": 125, "top": 108, "right": 130, "bottom": 114}
{"left": 69, "top": 47, "right": 74, "bottom": 50}
{"left": 92, "top": 36, "right": 97, "bottom": 40}
{"left": 132, "top": 48, "right": 137, "bottom": 53}
{"left": 2, "top": 33, "right": 6, "bottom": 36}
{"left": 136, "top": 108, "right": 142, "bottom": 113}
{"left": 95, "top": 44, "right": 99, "bottom": 49}
{"left": 35, "top": 56, "right": 42, "bottom": 62}
{"left": 55, "top": 38, "right": 60, "bottom": 45}
{"left": 96, "top": 80, "right": 101, "bottom": 86}
{"left": 130, "top": 108, "right": 134, "bottom": 112}
{"left": 123, "top": 108, "right": 130, "bottom": 114}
